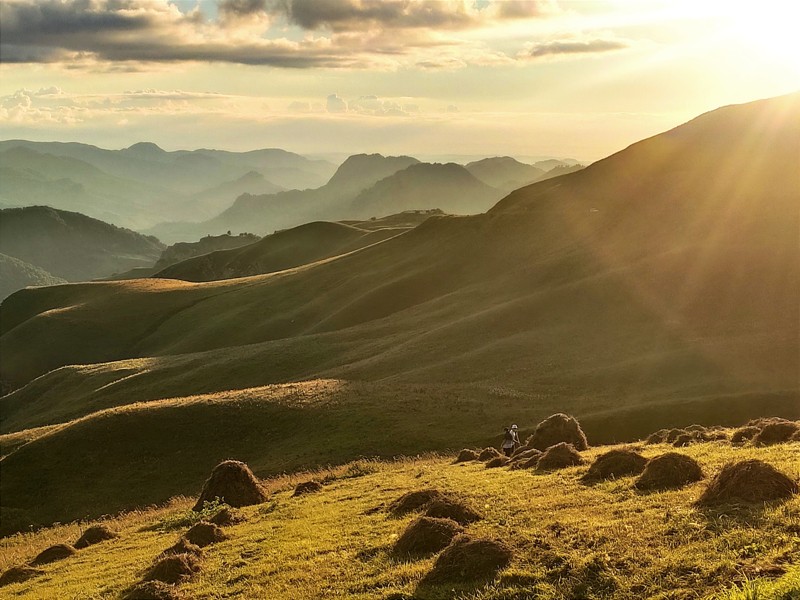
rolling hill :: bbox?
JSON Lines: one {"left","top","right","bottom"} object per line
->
{"left": 1, "top": 93, "right": 798, "bottom": 532}
{"left": 0, "top": 206, "right": 164, "bottom": 283}
{"left": 0, "top": 253, "right": 66, "bottom": 302}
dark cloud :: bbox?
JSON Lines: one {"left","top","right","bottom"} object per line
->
{"left": 525, "top": 38, "right": 629, "bottom": 58}
{"left": 273, "top": 0, "right": 474, "bottom": 32}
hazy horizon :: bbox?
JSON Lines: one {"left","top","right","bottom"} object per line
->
{"left": 2, "top": 1, "right": 799, "bottom": 161}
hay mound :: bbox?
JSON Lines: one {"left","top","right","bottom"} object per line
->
{"left": 123, "top": 581, "right": 183, "bottom": 600}
{"left": 511, "top": 445, "right": 533, "bottom": 457}
{"left": 478, "top": 447, "right": 502, "bottom": 461}
{"left": 664, "top": 428, "right": 686, "bottom": 443}
{"left": 293, "top": 481, "right": 323, "bottom": 497}
{"left": 645, "top": 429, "right": 669, "bottom": 444}
{"left": 0, "top": 566, "right": 43, "bottom": 587}
{"left": 753, "top": 421, "right": 800, "bottom": 446}
{"left": 74, "top": 525, "right": 118, "bottom": 549}
{"left": 388, "top": 489, "right": 449, "bottom": 517}
{"left": 455, "top": 449, "right": 479, "bottom": 463}
{"left": 792, "top": 429, "right": 800, "bottom": 442}
{"left": 423, "top": 498, "right": 482, "bottom": 525}
{"left": 422, "top": 535, "right": 512, "bottom": 583}
{"left": 528, "top": 413, "right": 588, "bottom": 451}
{"left": 392, "top": 517, "right": 463, "bottom": 556}
{"left": 509, "top": 450, "right": 543, "bottom": 470}
{"left": 582, "top": 449, "right": 647, "bottom": 482}
{"left": 485, "top": 456, "right": 510, "bottom": 468}
{"left": 30, "top": 543, "right": 76, "bottom": 565}
{"left": 184, "top": 521, "right": 227, "bottom": 547}
{"left": 209, "top": 507, "right": 245, "bottom": 526}
{"left": 193, "top": 460, "right": 267, "bottom": 511}
{"left": 672, "top": 432, "right": 700, "bottom": 447}
{"left": 535, "top": 443, "right": 584, "bottom": 471}
{"left": 634, "top": 453, "right": 703, "bottom": 491}
{"left": 144, "top": 553, "right": 201, "bottom": 584}
{"left": 159, "top": 538, "right": 203, "bottom": 559}
{"left": 697, "top": 460, "right": 799, "bottom": 506}
{"left": 731, "top": 426, "right": 761, "bottom": 445}
{"left": 510, "top": 449, "right": 540, "bottom": 463}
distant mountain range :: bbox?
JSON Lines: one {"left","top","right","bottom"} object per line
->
{"left": 0, "top": 140, "right": 337, "bottom": 229}
{"left": 0, "top": 253, "right": 66, "bottom": 301}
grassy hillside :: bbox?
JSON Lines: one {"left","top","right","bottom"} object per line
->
{"left": 0, "top": 435, "right": 798, "bottom": 599}
{"left": 1, "top": 94, "right": 798, "bottom": 532}
{"left": 0, "top": 253, "right": 65, "bottom": 302}
{"left": 0, "top": 206, "right": 164, "bottom": 283}
{"left": 153, "top": 221, "right": 407, "bottom": 282}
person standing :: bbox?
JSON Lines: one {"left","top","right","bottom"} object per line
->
{"left": 501, "top": 427, "right": 515, "bottom": 457}
{"left": 511, "top": 424, "right": 521, "bottom": 450}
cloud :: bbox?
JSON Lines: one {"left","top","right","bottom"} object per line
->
{"left": 326, "top": 93, "right": 347, "bottom": 113}
{"left": 521, "top": 37, "right": 630, "bottom": 59}
{"left": 0, "top": 0, "right": 561, "bottom": 70}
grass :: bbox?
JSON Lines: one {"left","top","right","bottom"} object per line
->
{"left": 1, "top": 438, "right": 798, "bottom": 599}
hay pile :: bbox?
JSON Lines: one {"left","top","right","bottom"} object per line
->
{"left": 664, "top": 428, "right": 686, "bottom": 443}
{"left": 634, "top": 453, "right": 703, "bottom": 491}
{"left": 388, "top": 489, "right": 450, "bottom": 517}
{"left": 184, "top": 522, "right": 227, "bottom": 548}
{"left": 293, "top": 481, "right": 323, "bottom": 497}
{"left": 509, "top": 450, "right": 543, "bottom": 470}
{"left": 485, "top": 456, "right": 510, "bottom": 468}
{"left": 193, "top": 460, "right": 267, "bottom": 511}
{"left": 74, "top": 525, "right": 118, "bottom": 549}
{"left": 672, "top": 433, "right": 698, "bottom": 447}
{"left": 209, "top": 507, "right": 245, "bottom": 526}
{"left": 753, "top": 421, "right": 800, "bottom": 446}
{"left": 30, "top": 544, "right": 76, "bottom": 565}
{"left": 423, "top": 497, "right": 482, "bottom": 525}
{"left": 527, "top": 414, "right": 588, "bottom": 451}
{"left": 731, "top": 426, "right": 761, "bottom": 445}
{"left": 511, "top": 445, "right": 533, "bottom": 457}
{"left": 478, "top": 447, "right": 502, "bottom": 461}
{"left": 696, "top": 460, "right": 799, "bottom": 506}
{"left": 510, "top": 449, "right": 541, "bottom": 463}
{"left": 582, "top": 449, "right": 647, "bottom": 482}
{"left": 159, "top": 538, "right": 203, "bottom": 559}
{"left": 645, "top": 429, "right": 669, "bottom": 444}
{"left": 122, "top": 581, "right": 184, "bottom": 600}
{"left": 535, "top": 443, "right": 584, "bottom": 471}
{"left": 422, "top": 535, "right": 512, "bottom": 583}
{"left": 0, "top": 566, "right": 43, "bottom": 587}
{"left": 392, "top": 517, "right": 463, "bottom": 556}
{"left": 144, "top": 553, "right": 201, "bottom": 584}
{"left": 455, "top": 449, "right": 479, "bottom": 463}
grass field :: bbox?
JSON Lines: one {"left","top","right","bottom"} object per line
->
{"left": 0, "top": 436, "right": 798, "bottom": 599}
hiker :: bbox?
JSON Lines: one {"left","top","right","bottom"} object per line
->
{"left": 501, "top": 427, "right": 515, "bottom": 457}
{"left": 511, "top": 424, "right": 521, "bottom": 449}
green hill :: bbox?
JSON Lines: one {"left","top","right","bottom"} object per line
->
{"left": 0, "top": 254, "right": 65, "bottom": 302}
{"left": 1, "top": 93, "right": 798, "bottom": 532}
{"left": 153, "top": 221, "right": 407, "bottom": 282}
{"left": 0, "top": 432, "right": 798, "bottom": 598}
{"left": 0, "top": 206, "right": 164, "bottom": 283}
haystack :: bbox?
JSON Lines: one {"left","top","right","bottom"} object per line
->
{"left": 485, "top": 456, "right": 510, "bottom": 468}
{"left": 388, "top": 489, "right": 449, "bottom": 517}
{"left": 0, "top": 566, "right": 43, "bottom": 587}
{"left": 293, "top": 481, "right": 323, "bottom": 497}
{"left": 478, "top": 447, "right": 502, "bottom": 461}
{"left": 209, "top": 507, "right": 245, "bottom": 526}
{"left": 509, "top": 450, "right": 543, "bottom": 470}
{"left": 535, "top": 443, "right": 584, "bottom": 471}
{"left": 731, "top": 426, "right": 761, "bottom": 445}
{"left": 184, "top": 521, "right": 227, "bottom": 547}
{"left": 122, "top": 581, "right": 183, "bottom": 600}
{"left": 510, "top": 449, "right": 541, "bottom": 463}
{"left": 634, "top": 453, "right": 703, "bottom": 491}
{"left": 664, "top": 428, "right": 686, "bottom": 443}
{"left": 193, "top": 460, "right": 267, "bottom": 511}
{"left": 527, "top": 414, "right": 588, "bottom": 451}
{"left": 582, "top": 449, "right": 647, "bottom": 482}
{"left": 74, "top": 525, "right": 118, "bottom": 549}
{"left": 423, "top": 497, "right": 482, "bottom": 525}
{"left": 30, "top": 544, "right": 76, "bottom": 565}
{"left": 455, "top": 449, "right": 479, "bottom": 463}
{"left": 511, "top": 445, "right": 533, "bottom": 457}
{"left": 645, "top": 429, "right": 669, "bottom": 444}
{"left": 753, "top": 421, "right": 800, "bottom": 446}
{"left": 422, "top": 535, "right": 512, "bottom": 583}
{"left": 144, "top": 553, "right": 201, "bottom": 584}
{"left": 672, "top": 432, "right": 699, "bottom": 447}
{"left": 392, "top": 517, "right": 463, "bottom": 556}
{"left": 696, "top": 460, "right": 799, "bottom": 506}
{"left": 791, "top": 429, "right": 800, "bottom": 442}
{"left": 158, "top": 538, "right": 203, "bottom": 559}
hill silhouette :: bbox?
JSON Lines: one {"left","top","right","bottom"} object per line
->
{"left": 153, "top": 221, "right": 407, "bottom": 282}
{"left": 0, "top": 254, "right": 66, "bottom": 302}
{"left": 1, "top": 93, "right": 798, "bottom": 530}
{"left": 465, "top": 156, "right": 545, "bottom": 191}
{"left": 0, "top": 206, "right": 164, "bottom": 284}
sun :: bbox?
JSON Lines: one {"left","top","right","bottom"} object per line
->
{"left": 721, "top": 1, "right": 800, "bottom": 71}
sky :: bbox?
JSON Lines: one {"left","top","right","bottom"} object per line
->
{"left": 1, "top": 0, "right": 799, "bottom": 162}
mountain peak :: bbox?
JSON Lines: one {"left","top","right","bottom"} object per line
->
{"left": 124, "top": 142, "right": 165, "bottom": 155}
